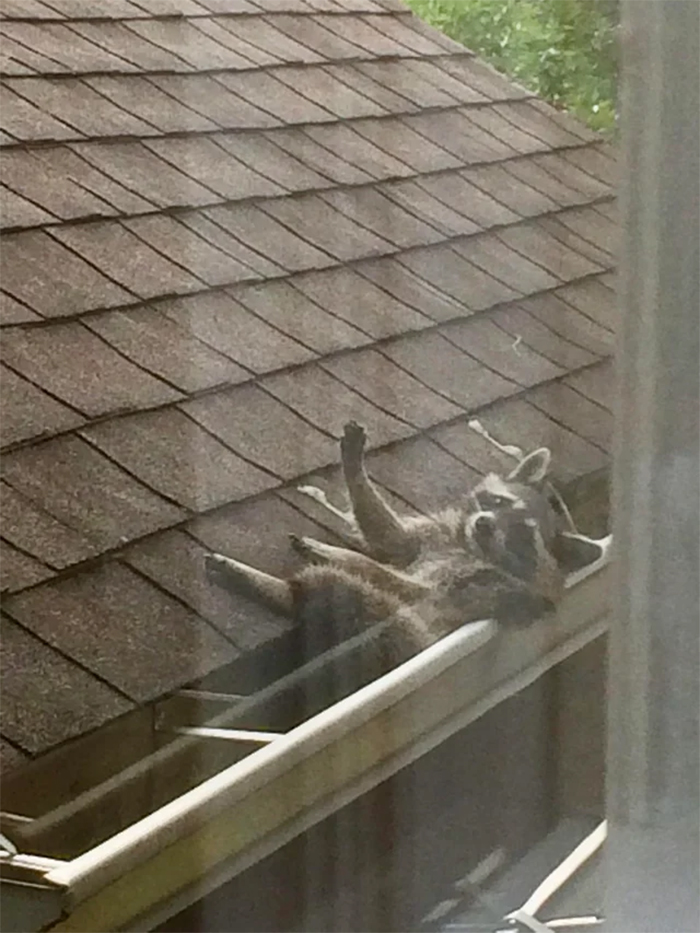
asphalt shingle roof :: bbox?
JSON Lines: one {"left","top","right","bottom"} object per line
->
{"left": 0, "top": 0, "right": 617, "bottom": 774}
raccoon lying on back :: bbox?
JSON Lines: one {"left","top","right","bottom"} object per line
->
{"left": 205, "top": 422, "right": 602, "bottom": 678}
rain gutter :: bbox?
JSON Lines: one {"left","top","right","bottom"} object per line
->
{"left": 25, "top": 542, "right": 610, "bottom": 932}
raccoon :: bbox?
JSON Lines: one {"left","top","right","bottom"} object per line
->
{"left": 204, "top": 422, "right": 597, "bottom": 680}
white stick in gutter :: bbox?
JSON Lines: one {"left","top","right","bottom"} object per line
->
{"left": 296, "top": 484, "right": 357, "bottom": 529}
{"left": 565, "top": 535, "right": 613, "bottom": 589}
{"left": 171, "top": 728, "right": 284, "bottom": 744}
{"left": 467, "top": 418, "right": 525, "bottom": 461}
{"left": 547, "top": 917, "right": 603, "bottom": 929}
{"left": 505, "top": 909, "right": 552, "bottom": 933}
{"left": 506, "top": 820, "right": 607, "bottom": 924}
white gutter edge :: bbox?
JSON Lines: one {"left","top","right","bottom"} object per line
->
{"left": 47, "top": 620, "right": 498, "bottom": 900}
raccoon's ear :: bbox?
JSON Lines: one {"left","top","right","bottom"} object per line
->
{"left": 507, "top": 447, "right": 551, "bottom": 486}
{"left": 551, "top": 532, "right": 607, "bottom": 573}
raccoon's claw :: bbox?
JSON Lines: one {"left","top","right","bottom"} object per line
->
{"left": 343, "top": 420, "right": 366, "bottom": 446}
{"left": 341, "top": 420, "right": 366, "bottom": 467}
{"left": 289, "top": 534, "right": 325, "bottom": 563}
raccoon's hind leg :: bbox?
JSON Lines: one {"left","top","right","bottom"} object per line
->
{"left": 204, "top": 553, "right": 294, "bottom": 615}
{"left": 294, "top": 566, "right": 432, "bottom": 652}
{"left": 289, "top": 534, "right": 430, "bottom": 603}
{"left": 288, "top": 533, "right": 359, "bottom": 564}
{"left": 341, "top": 421, "right": 420, "bottom": 567}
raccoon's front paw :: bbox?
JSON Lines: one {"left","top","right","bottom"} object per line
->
{"left": 288, "top": 533, "right": 308, "bottom": 557}
{"left": 289, "top": 534, "right": 327, "bottom": 564}
{"left": 341, "top": 420, "right": 366, "bottom": 469}
{"left": 204, "top": 552, "right": 230, "bottom": 587}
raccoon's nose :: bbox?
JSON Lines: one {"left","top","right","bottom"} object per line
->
{"left": 474, "top": 513, "right": 496, "bottom": 536}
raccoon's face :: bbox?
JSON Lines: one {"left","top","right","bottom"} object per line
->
{"left": 469, "top": 474, "right": 552, "bottom": 546}
{"left": 466, "top": 507, "right": 564, "bottom": 605}
{"left": 468, "top": 447, "right": 576, "bottom": 553}
{"left": 466, "top": 447, "right": 604, "bottom": 581}
{"left": 467, "top": 507, "right": 546, "bottom": 579}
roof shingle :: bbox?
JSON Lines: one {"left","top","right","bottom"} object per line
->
{"left": 159, "top": 289, "right": 315, "bottom": 372}
{"left": 273, "top": 63, "right": 387, "bottom": 118}
{"left": 437, "top": 55, "right": 530, "bottom": 101}
{"left": 80, "top": 408, "right": 278, "bottom": 512}
{"left": 51, "top": 221, "right": 204, "bottom": 298}
{"left": 460, "top": 161, "right": 559, "bottom": 218}
{"left": 1, "top": 229, "right": 132, "bottom": 316}
{"left": 451, "top": 232, "right": 559, "bottom": 293}
{"left": 1, "top": 22, "right": 134, "bottom": 74}
{"left": 381, "top": 177, "right": 481, "bottom": 237}
{"left": 217, "top": 69, "right": 335, "bottom": 123}
{"left": 1, "top": 147, "right": 122, "bottom": 222}
{"left": 34, "top": 144, "right": 156, "bottom": 214}
{"left": 305, "top": 119, "right": 417, "bottom": 177}
{"left": 124, "top": 528, "right": 289, "bottom": 652}
{"left": 0, "top": 480, "right": 101, "bottom": 570}
{"left": 5, "top": 77, "right": 156, "bottom": 137}
{"left": 1, "top": 616, "right": 134, "bottom": 753}
{"left": 1, "top": 322, "right": 181, "bottom": 417}
{"left": 181, "top": 384, "right": 339, "bottom": 478}
{"left": 469, "top": 395, "right": 609, "bottom": 482}
{"left": 262, "top": 363, "right": 412, "bottom": 445}
{"left": 0, "top": 541, "right": 55, "bottom": 593}
{"left": 320, "top": 347, "right": 463, "bottom": 427}
{"left": 292, "top": 264, "right": 433, "bottom": 336}
{"left": 203, "top": 201, "right": 332, "bottom": 271}
{"left": 398, "top": 242, "right": 519, "bottom": 311}
{"left": 380, "top": 330, "right": 515, "bottom": 411}
{"left": 261, "top": 191, "right": 396, "bottom": 261}
{"left": 65, "top": 20, "right": 193, "bottom": 72}
{"left": 514, "top": 287, "right": 614, "bottom": 358}
{"left": 86, "top": 306, "right": 249, "bottom": 394}
{"left": 4, "top": 563, "right": 238, "bottom": 702}
{"left": 357, "top": 254, "right": 465, "bottom": 322}
{"left": 1, "top": 185, "right": 55, "bottom": 228}
{"left": 70, "top": 141, "right": 216, "bottom": 211}
{"left": 232, "top": 279, "right": 369, "bottom": 354}
{"left": 366, "top": 435, "right": 480, "bottom": 513}
{"left": 2, "top": 435, "right": 185, "bottom": 551}
{"left": 0, "top": 363, "right": 84, "bottom": 448}
{"left": 440, "top": 315, "right": 564, "bottom": 386}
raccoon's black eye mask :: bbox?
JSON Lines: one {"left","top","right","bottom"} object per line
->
{"left": 476, "top": 491, "right": 516, "bottom": 510}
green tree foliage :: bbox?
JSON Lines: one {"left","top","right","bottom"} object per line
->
{"left": 406, "top": 0, "right": 618, "bottom": 132}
